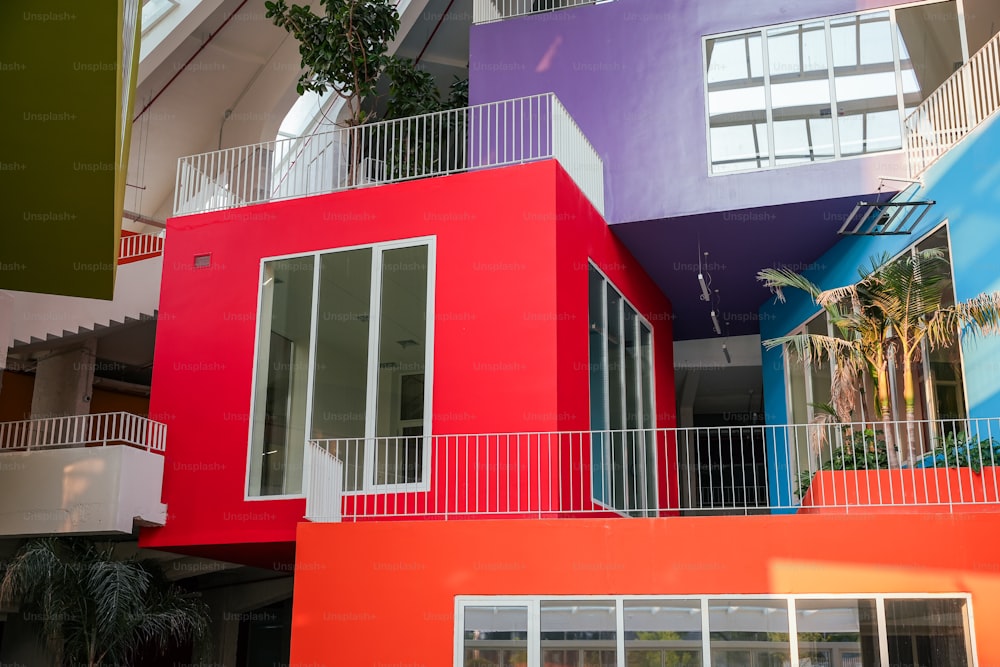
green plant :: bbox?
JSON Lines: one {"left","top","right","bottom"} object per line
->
{"left": 0, "top": 537, "right": 210, "bottom": 667}
{"left": 918, "top": 431, "right": 1000, "bottom": 473}
{"left": 265, "top": 0, "right": 471, "bottom": 185}
{"left": 264, "top": 0, "right": 401, "bottom": 126}
{"left": 760, "top": 249, "right": 1000, "bottom": 465}
{"left": 798, "top": 427, "right": 888, "bottom": 496}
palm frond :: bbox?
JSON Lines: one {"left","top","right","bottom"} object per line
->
{"left": 756, "top": 267, "right": 823, "bottom": 303}
{"left": 927, "top": 291, "right": 1000, "bottom": 349}
{"left": 2, "top": 538, "right": 211, "bottom": 666}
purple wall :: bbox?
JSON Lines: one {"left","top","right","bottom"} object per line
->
{"left": 470, "top": 0, "right": 909, "bottom": 225}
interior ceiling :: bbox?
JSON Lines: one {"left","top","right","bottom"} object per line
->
{"left": 127, "top": 0, "right": 471, "bottom": 227}
{"left": 612, "top": 193, "right": 900, "bottom": 341}
{"left": 127, "top": 0, "right": 301, "bottom": 223}
{"left": 677, "top": 366, "right": 764, "bottom": 416}
{"left": 395, "top": 0, "right": 470, "bottom": 82}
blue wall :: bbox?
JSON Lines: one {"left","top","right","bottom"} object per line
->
{"left": 760, "top": 112, "right": 1000, "bottom": 425}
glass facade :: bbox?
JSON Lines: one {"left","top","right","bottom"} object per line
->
{"left": 458, "top": 596, "right": 975, "bottom": 667}
{"left": 705, "top": 1, "right": 965, "bottom": 173}
{"left": 588, "top": 264, "right": 657, "bottom": 516}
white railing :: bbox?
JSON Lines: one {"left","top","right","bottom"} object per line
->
{"left": 118, "top": 232, "right": 164, "bottom": 262}
{"left": 304, "top": 439, "right": 343, "bottom": 522}
{"left": 174, "top": 93, "right": 604, "bottom": 217}
{"left": 304, "top": 418, "right": 1000, "bottom": 522}
{"left": 905, "top": 30, "right": 1000, "bottom": 177}
{"left": 0, "top": 412, "right": 167, "bottom": 453}
{"left": 472, "top": 0, "right": 596, "bottom": 24}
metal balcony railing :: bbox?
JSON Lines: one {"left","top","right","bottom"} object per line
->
{"left": 118, "top": 231, "right": 164, "bottom": 264}
{"left": 472, "top": 0, "right": 596, "bottom": 25}
{"left": 0, "top": 412, "right": 167, "bottom": 453}
{"left": 303, "top": 418, "right": 1000, "bottom": 522}
{"left": 906, "top": 30, "right": 1000, "bottom": 178}
{"left": 174, "top": 93, "right": 604, "bottom": 217}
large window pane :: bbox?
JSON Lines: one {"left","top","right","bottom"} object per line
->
{"left": 542, "top": 600, "right": 616, "bottom": 667}
{"left": 797, "top": 599, "right": 880, "bottom": 667}
{"left": 768, "top": 21, "right": 835, "bottom": 164}
{"left": 249, "top": 255, "right": 315, "bottom": 496}
{"left": 625, "top": 600, "right": 702, "bottom": 667}
{"left": 464, "top": 606, "right": 528, "bottom": 667}
{"left": 311, "top": 249, "right": 372, "bottom": 491}
{"left": 885, "top": 598, "right": 972, "bottom": 667}
{"left": 832, "top": 12, "right": 902, "bottom": 155}
{"left": 589, "top": 266, "right": 609, "bottom": 432}
{"left": 709, "top": 599, "right": 789, "bottom": 667}
{"left": 706, "top": 34, "right": 769, "bottom": 172}
{"left": 374, "top": 245, "right": 429, "bottom": 485}
{"left": 590, "top": 267, "right": 656, "bottom": 514}
{"left": 249, "top": 241, "right": 433, "bottom": 498}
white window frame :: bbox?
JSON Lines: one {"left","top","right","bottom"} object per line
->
{"left": 244, "top": 236, "right": 436, "bottom": 500}
{"left": 455, "top": 593, "right": 979, "bottom": 667}
{"left": 702, "top": 0, "right": 970, "bottom": 177}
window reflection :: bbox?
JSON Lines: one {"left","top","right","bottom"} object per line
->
{"left": 706, "top": 33, "right": 769, "bottom": 172}
{"left": 768, "top": 21, "right": 834, "bottom": 164}
{"left": 705, "top": 2, "right": 964, "bottom": 172}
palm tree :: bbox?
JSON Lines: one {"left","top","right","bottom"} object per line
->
{"left": 758, "top": 256, "right": 901, "bottom": 466}
{"left": 0, "top": 537, "right": 211, "bottom": 667}
{"left": 821, "top": 248, "right": 1000, "bottom": 461}
{"left": 760, "top": 248, "right": 1000, "bottom": 465}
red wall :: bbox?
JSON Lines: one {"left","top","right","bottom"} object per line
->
{"left": 553, "top": 169, "right": 677, "bottom": 507}
{"left": 290, "top": 513, "right": 1000, "bottom": 667}
{"left": 140, "top": 161, "right": 674, "bottom": 557}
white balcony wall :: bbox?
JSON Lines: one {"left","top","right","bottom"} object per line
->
{"left": 0, "top": 445, "right": 167, "bottom": 536}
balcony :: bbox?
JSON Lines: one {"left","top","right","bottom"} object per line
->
{"left": 118, "top": 230, "right": 165, "bottom": 265}
{"left": 303, "top": 418, "right": 1000, "bottom": 522}
{"left": 173, "top": 93, "right": 604, "bottom": 217}
{"left": 0, "top": 412, "right": 168, "bottom": 536}
{"left": 472, "top": 0, "right": 597, "bottom": 25}
{"left": 906, "top": 30, "right": 1000, "bottom": 178}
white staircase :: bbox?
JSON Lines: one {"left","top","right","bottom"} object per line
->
{"left": 0, "top": 256, "right": 162, "bottom": 365}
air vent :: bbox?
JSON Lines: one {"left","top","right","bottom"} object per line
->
{"left": 193, "top": 253, "right": 212, "bottom": 268}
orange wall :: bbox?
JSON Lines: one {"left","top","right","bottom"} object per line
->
{"left": 291, "top": 513, "right": 1000, "bottom": 667}
{"left": 90, "top": 388, "right": 149, "bottom": 416}
{"left": 0, "top": 371, "right": 33, "bottom": 421}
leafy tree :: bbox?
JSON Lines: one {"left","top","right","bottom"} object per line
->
{"left": 265, "top": 0, "right": 470, "bottom": 184}
{"left": 264, "top": 0, "right": 400, "bottom": 127}
{"left": 265, "top": 0, "right": 468, "bottom": 125}
{"left": 0, "top": 537, "right": 210, "bottom": 667}
{"left": 760, "top": 248, "right": 1000, "bottom": 464}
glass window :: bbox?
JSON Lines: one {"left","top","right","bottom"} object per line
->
{"left": 797, "top": 599, "right": 880, "bottom": 667}
{"left": 768, "top": 21, "right": 835, "bottom": 165}
{"left": 249, "top": 256, "right": 315, "bottom": 496}
{"left": 589, "top": 265, "right": 657, "bottom": 515}
{"left": 709, "top": 599, "right": 789, "bottom": 666}
{"left": 458, "top": 596, "right": 978, "bottom": 667}
{"left": 885, "top": 598, "right": 972, "bottom": 667}
{"left": 625, "top": 600, "right": 702, "bottom": 667}
{"left": 705, "top": 1, "right": 965, "bottom": 173}
{"left": 463, "top": 606, "right": 528, "bottom": 667}
{"left": 705, "top": 33, "right": 770, "bottom": 172}
{"left": 541, "top": 600, "right": 617, "bottom": 667}
{"left": 248, "top": 242, "right": 432, "bottom": 497}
